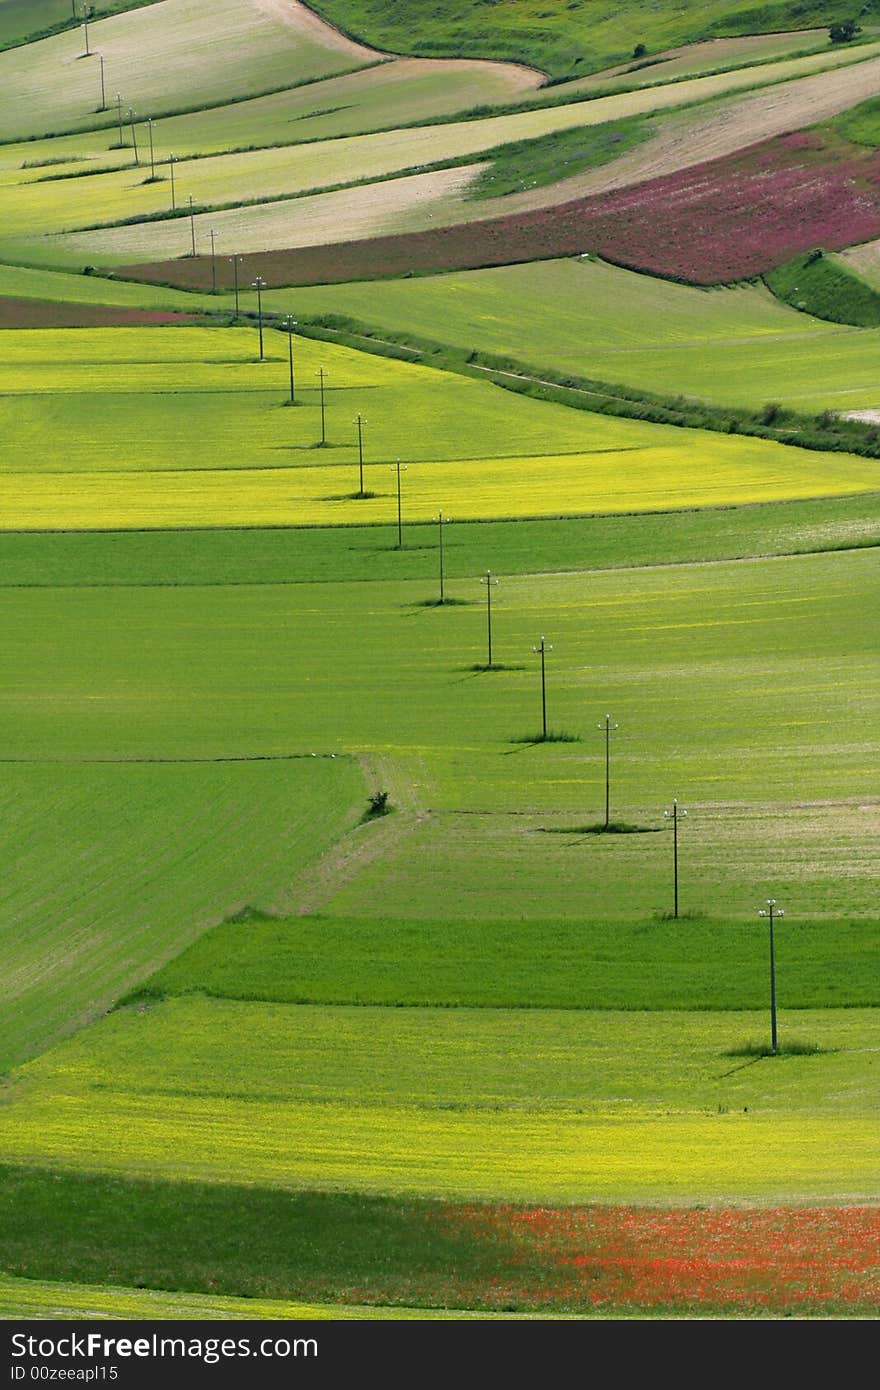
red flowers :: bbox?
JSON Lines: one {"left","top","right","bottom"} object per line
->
{"left": 436, "top": 1203, "right": 880, "bottom": 1314}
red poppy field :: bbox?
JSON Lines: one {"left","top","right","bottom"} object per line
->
{"left": 422, "top": 1203, "right": 880, "bottom": 1317}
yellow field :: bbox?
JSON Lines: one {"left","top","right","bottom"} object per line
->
{"left": 0, "top": 1083, "right": 873, "bottom": 1202}
{"left": 1, "top": 442, "right": 876, "bottom": 530}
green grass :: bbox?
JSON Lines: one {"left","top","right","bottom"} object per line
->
{"left": 0, "top": 757, "right": 363, "bottom": 1073}
{"left": 1, "top": 550, "right": 876, "bottom": 794}
{"left": 287, "top": 257, "right": 880, "bottom": 414}
{"left": 0, "top": 549, "right": 876, "bottom": 950}
{"left": 0, "top": 1001, "right": 876, "bottom": 1199}
{"left": 138, "top": 914, "right": 880, "bottom": 1011}
{"left": 469, "top": 114, "right": 651, "bottom": 199}
{"left": 765, "top": 250, "right": 880, "bottom": 327}
{"left": 1, "top": 492, "right": 878, "bottom": 588}
{"left": 289, "top": 256, "right": 828, "bottom": 354}
{"left": 0, "top": 1167, "right": 520, "bottom": 1305}
{"left": 829, "top": 89, "right": 880, "bottom": 146}
{"left": 306, "top": 1, "right": 880, "bottom": 80}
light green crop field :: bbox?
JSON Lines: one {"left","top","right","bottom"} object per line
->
{"left": 288, "top": 257, "right": 880, "bottom": 414}
{"left": 0, "top": 757, "right": 364, "bottom": 1073}
{"left": 0, "top": 54, "right": 542, "bottom": 179}
{"left": 0, "top": 1272, "right": 539, "bottom": 1320}
{"left": 290, "top": 257, "right": 834, "bottom": 351}
{"left": 0, "top": 260, "right": 216, "bottom": 310}
{"left": 0, "top": 998, "right": 875, "bottom": 1200}
{"left": 1, "top": 326, "right": 878, "bottom": 529}
{"left": 0, "top": 0, "right": 381, "bottom": 142}
{"left": 0, "top": 551, "right": 876, "bottom": 939}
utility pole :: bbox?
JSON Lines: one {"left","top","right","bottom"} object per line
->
{"left": 316, "top": 366, "right": 327, "bottom": 445}
{"left": 128, "top": 108, "right": 139, "bottom": 166}
{"left": 97, "top": 53, "right": 106, "bottom": 111}
{"left": 188, "top": 195, "right": 196, "bottom": 256}
{"left": 229, "top": 255, "right": 242, "bottom": 316}
{"left": 533, "top": 637, "right": 553, "bottom": 739}
{"left": 355, "top": 413, "right": 366, "bottom": 496}
{"left": 437, "top": 510, "right": 452, "bottom": 603}
{"left": 597, "top": 714, "right": 619, "bottom": 828}
{"left": 664, "top": 800, "right": 688, "bottom": 918}
{"left": 758, "top": 899, "right": 784, "bottom": 1054}
{"left": 210, "top": 229, "right": 217, "bottom": 291}
{"left": 168, "top": 153, "right": 177, "bottom": 210}
{"left": 115, "top": 92, "right": 124, "bottom": 147}
{"left": 284, "top": 315, "right": 297, "bottom": 401}
{"left": 147, "top": 118, "right": 156, "bottom": 179}
{"left": 252, "top": 276, "right": 266, "bottom": 360}
{"left": 481, "top": 570, "right": 499, "bottom": 667}
{"left": 390, "top": 458, "right": 407, "bottom": 547}
{"left": 81, "top": 4, "right": 92, "bottom": 57}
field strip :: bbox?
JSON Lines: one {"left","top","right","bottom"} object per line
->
{"left": 0, "top": 1272, "right": 549, "bottom": 1320}
{"left": 838, "top": 238, "right": 880, "bottom": 289}
{"left": 54, "top": 166, "right": 482, "bottom": 262}
{"left": 534, "top": 29, "right": 844, "bottom": 99}
{"left": 0, "top": 1085, "right": 875, "bottom": 1200}
{"left": 0, "top": 446, "right": 877, "bottom": 528}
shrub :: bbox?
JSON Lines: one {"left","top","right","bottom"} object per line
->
{"left": 756, "top": 401, "right": 783, "bottom": 425}
{"left": 829, "top": 19, "right": 861, "bottom": 41}
{"left": 366, "top": 790, "right": 389, "bottom": 816}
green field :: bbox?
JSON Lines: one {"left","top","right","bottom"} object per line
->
{"left": 0, "top": 757, "right": 364, "bottom": 1073}
{"left": 287, "top": 257, "right": 880, "bottom": 414}
{"left": 1, "top": 998, "right": 876, "bottom": 1200}
{"left": 0, "top": 1270, "right": 539, "bottom": 1320}
{"left": 2, "top": 492, "right": 877, "bottom": 585}
{"left": 1, "top": 0, "right": 878, "bottom": 1323}
{"left": 142, "top": 912, "right": 880, "bottom": 1010}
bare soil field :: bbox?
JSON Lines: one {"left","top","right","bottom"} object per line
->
{"left": 0, "top": 297, "right": 205, "bottom": 326}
